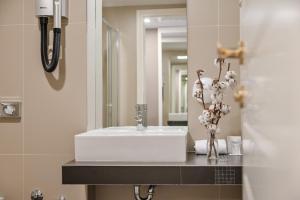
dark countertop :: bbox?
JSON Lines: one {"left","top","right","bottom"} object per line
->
{"left": 62, "top": 153, "right": 242, "bottom": 185}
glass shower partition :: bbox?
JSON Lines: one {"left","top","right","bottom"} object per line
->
{"left": 102, "top": 18, "right": 120, "bottom": 128}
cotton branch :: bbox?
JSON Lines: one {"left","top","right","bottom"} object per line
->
{"left": 196, "top": 69, "right": 206, "bottom": 109}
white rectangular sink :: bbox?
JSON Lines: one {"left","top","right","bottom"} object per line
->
{"left": 75, "top": 126, "right": 187, "bottom": 162}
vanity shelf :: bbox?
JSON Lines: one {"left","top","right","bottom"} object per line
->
{"left": 62, "top": 153, "right": 242, "bottom": 185}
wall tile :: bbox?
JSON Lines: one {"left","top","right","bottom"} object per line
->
{"left": 24, "top": 155, "right": 86, "bottom": 200}
{"left": 219, "top": 0, "right": 240, "bottom": 26}
{"left": 96, "top": 186, "right": 133, "bottom": 200}
{"left": 97, "top": 186, "right": 219, "bottom": 200}
{"left": 157, "top": 186, "right": 219, "bottom": 200}
{"left": 0, "top": 1, "right": 241, "bottom": 200}
{"left": 188, "top": 26, "right": 218, "bottom": 72}
{"left": 0, "top": 25, "right": 23, "bottom": 97}
{"left": 0, "top": 0, "right": 23, "bottom": 25}
{"left": 23, "top": 24, "right": 87, "bottom": 155}
{"left": 188, "top": 26, "right": 218, "bottom": 149}
{"left": 0, "top": 156, "right": 23, "bottom": 200}
{"left": 218, "top": 26, "right": 241, "bottom": 139}
{"left": 219, "top": 186, "right": 242, "bottom": 200}
{"left": 0, "top": 120, "right": 22, "bottom": 154}
{"left": 24, "top": 0, "right": 38, "bottom": 25}
{"left": 187, "top": 0, "right": 241, "bottom": 152}
{"left": 187, "top": 0, "right": 218, "bottom": 26}
{"left": 219, "top": 26, "right": 240, "bottom": 47}
{"left": 69, "top": 0, "right": 87, "bottom": 23}
{"left": 0, "top": 1, "right": 87, "bottom": 200}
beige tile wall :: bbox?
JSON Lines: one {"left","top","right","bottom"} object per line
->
{"left": 242, "top": 1, "right": 300, "bottom": 199}
{"left": 0, "top": 0, "right": 242, "bottom": 200}
{"left": 0, "top": 0, "right": 87, "bottom": 199}
{"left": 187, "top": 0, "right": 241, "bottom": 149}
{"left": 186, "top": 0, "right": 242, "bottom": 198}
{"left": 96, "top": 185, "right": 241, "bottom": 200}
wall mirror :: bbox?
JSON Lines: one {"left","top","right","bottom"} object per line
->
{"left": 101, "top": 0, "right": 187, "bottom": 128}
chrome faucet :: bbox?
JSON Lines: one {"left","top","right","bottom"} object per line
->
{"left": 135, "top": 104, "right": 147, "bottom": 131}
{"left": 136, "top": 112, "right": 144, "bottom": 131}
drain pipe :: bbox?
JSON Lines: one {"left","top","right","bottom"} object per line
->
{"left": 134, "top": 185, "right": 156, "bottom": 200}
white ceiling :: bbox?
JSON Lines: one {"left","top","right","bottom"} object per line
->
{"left": 144, "top": 16, "right": 187, "bottom": 29}
{"left": 145, "top": 16, "right": 187, "bottom": 51}
{"left": 103, "top": 0, "right": 186, "bottom": 7}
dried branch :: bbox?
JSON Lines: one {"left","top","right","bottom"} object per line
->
{"left": 196, "top": 69, "right": 206, "bottom": 109}
{"left": 217, "top": 58, "right": 225, "bottom": 81}
{"left": 227, "top": 62, "right": 231, "bottom": 71}
{"left": 194, "top": 58, "right": 235, "bottom": 159}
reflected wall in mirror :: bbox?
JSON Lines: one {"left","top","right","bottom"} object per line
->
{"left": 102, "top": 1, "right": 187, "bottom": 128}
{"left": 102, "top": 19, "right": 120, "bottom": 127}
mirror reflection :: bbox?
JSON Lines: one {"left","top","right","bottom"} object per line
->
{"left": 144, "top": 15, "right": 187, "bottom": 126}
{"left": 102, "top": 2, "right": 187, "bottom": 128}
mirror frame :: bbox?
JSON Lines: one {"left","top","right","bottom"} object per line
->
{"left": 87, "top": 0, "right": 102, "bottom": 130}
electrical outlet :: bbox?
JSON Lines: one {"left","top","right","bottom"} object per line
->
{"left": 0, "top": 101, "right": 21, "bottom": 119}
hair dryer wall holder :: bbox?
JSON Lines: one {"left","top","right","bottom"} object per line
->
{"left": 35, "top": 0, "right": 68, "bottom": 73}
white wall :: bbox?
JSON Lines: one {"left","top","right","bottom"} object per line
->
{"left": 242, "top": 1, "right": 300, "bottom": 199}
{"left": 145, "top": 29, "right": 159, "bottom": 125}
{"left": 162, "top": 50, "right": 187, "bottom": 125}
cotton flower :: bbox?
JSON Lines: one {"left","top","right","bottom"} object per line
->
{"left": 209, "top": 103, "right": 222, "bottom": 112}
{"left": 192, "top": 78, "right": 213, "bottom": 104}
{"left": 214, "top": 58, "right": 226, "bottom": 67}
{"left": 221, "top": 104, "right": 231, "bottom": 115}
{"left": 198, "top": 115, "right": 209, "bottom": 126}
{"left": 213, "top": 58, "right": 219, "bottom": 67}
{"left": 202, "top": 110, "right": 212, "bottom": 121}
{"left": 228, "top": 79, "right": 235, "bottom": 87}
{"left": 220, "top": 81, "right": 229, "bottom": 89}
{"left": 211, "top": 92, "right": 223, "bottom": 104}
{"left": 192, "top": 80, "right": 202, "bottom": 99}
{"left": 198, "top": 109, "right": 213, "bottom": 126}
{"left": 194, "top": 60, "right": 235, "bottom": 140}
{"left": 225, "top": 71, "right": 237, "bottom": 87}
{"left": 209, "top": 104, "right": 216, "bottom": 111}
{"left": 225, "top": 70, "right": 237, "bottom": 80}
{"left": 212, "top": 81, "right": 229, "bottom": 92}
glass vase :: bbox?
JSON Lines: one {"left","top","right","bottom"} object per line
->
{"left": 207, "top": 133, "right": 219, "bottom": 160}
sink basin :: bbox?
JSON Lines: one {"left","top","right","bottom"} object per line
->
{"left": 75, "top": 126, "right": 187, "bottom": 162}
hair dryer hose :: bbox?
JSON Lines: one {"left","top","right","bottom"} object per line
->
{"left": 39, "top": 17, "right": 61, "bottom": 73}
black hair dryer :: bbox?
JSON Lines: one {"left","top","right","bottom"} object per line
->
{"left": 35, "top": 0, "right": 68, "bottom": 72}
